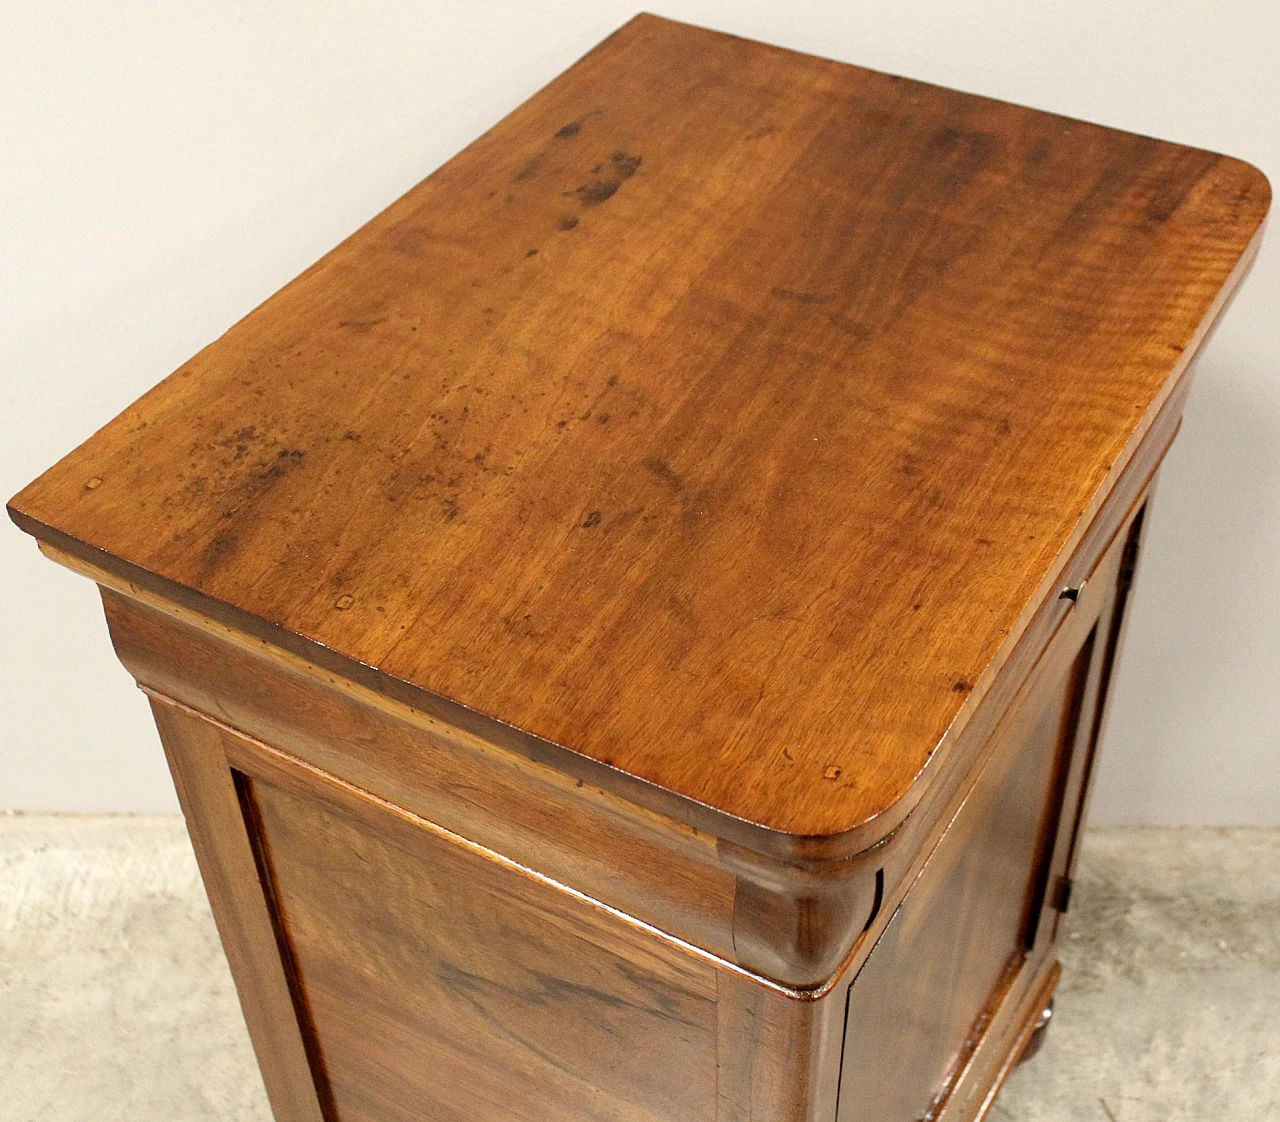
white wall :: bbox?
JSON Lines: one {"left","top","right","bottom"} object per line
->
{"left": 2, "top": 2, "right": 1276, "bottom": 821}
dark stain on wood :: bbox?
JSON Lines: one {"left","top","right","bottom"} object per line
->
{"left": 642, "top": 457, "right": 684, "bottom": 493}
{"left": 576, "top": 179, "right": 621, "bottom": 206}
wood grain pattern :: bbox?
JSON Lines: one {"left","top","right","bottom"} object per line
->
{"left": 148, "top": 697, "right": 859, "bottom": 1122}
{"left": 9, "top": 13, "right": 1269, "bottom": 841}
{"left": 837, "top": 644, "right": 1084, "bottom": 1120}
{"left": 146, "top": 700, "right": 329, "bottom": 1122}
{"left": 78, "top": 398, "right": 1161, "bottom": 991}
{"left": 228, "top": 720, "right": 721, "bottom": 1122}
{"left": 836, "top": 483, "right": 1137, "bottom": 1122}
{"left": 105, "top": 588, "right": 746, "bottom": 972}
{"left": 715, "top": 971, "right": 846, "bottom": 1122}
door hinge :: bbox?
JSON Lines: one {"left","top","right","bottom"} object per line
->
{"left": 1116, "top": 506, "right": 1147, "bottom": 596}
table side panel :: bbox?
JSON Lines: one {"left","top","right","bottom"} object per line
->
{"left": 146, "top": 701, "right": 330, "bottom": 1122}
{"left": 101, "top": 590, "right": 746, "bottom": 967}
{"left": 147, "top": 690, "right": 851, "bottom": 1122}
{"left": 836, "top": 646, "right": 1086, "bottom": 1121}
{"left": 241, "top": 756, "right": 720, "bottom": 1122}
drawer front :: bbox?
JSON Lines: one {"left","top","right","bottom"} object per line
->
{"left": 836, "top": 504, "right": 1143, "bottom": 1122}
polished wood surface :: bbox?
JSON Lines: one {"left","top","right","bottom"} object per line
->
{"left": 8, "top": 13, "right": 1269, "bottom": 843}
{"left": 148, "top": 688, "right": 854, "bottom": 1122}
{"left": 147, "top": 701, "right": 328, "bottom": 1122}
{"left": 244, "top": 749, "right": 719, "bottom": 1122}
{"left": 51, "top": 367, "right": 1186, "bottom": 997}
{"left": 8, "top": 14, "right": 1269, "bottom": 1122}
{"left": 122, "top": 483, "right": 1139, "bottom": 1122}
{"left": 838, "top": 551, "right": 1105, "bottom": 1120}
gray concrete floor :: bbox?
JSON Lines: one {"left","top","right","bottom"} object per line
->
{"left": 1, "top": 818, "right": 1276, "bottom": 1121}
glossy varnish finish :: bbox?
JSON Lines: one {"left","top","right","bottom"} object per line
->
{"left": 10, "top": 14, "right": 1270, "bottom": 1122}
{"left": 245, "top": 755, "right": 719, "bottom": 1122}
{"left": 116, "top": 482, "right": 1141, "bottom": 1122}
{"left": 77, "top": 373, "right": 1176, "bottom": 995}
{"left": 8, "top": 14, "right": 1269, "bottom": 844}
{"left": 838, "top": 506, "right": 1136, "bottom": 1121}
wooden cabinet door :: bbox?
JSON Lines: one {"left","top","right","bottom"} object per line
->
{"left": 836, "top": 505, "right": 1146, "bottom": 1122}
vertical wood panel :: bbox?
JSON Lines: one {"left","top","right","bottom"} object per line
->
{"left": 148, "top": 698, "right": 327, "bottom": 1122}
{"left": 836, "top": 603, "right": 1103, "bottom": 1121}
{"left": 716, "top": 973, "right": 846, "bottom": 1122}
{"left": 240, "top": 753, "right": 719, "bottom": 1122}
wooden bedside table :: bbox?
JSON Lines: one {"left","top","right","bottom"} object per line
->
{"left": 9, "top": 15, "right": 1268, "bottom": 1122}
